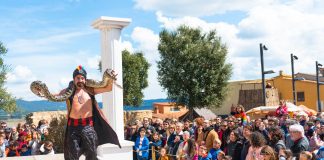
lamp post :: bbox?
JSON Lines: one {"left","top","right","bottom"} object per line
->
{"left": 291, "top": 53, "right": 298, "bottom": 105}
{"left": 316, "top": 61, "right": 323, "bottom": 112}
{"left": 260, "top": 43, "right": 274, "bottom": 106}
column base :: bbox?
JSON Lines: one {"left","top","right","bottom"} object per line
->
{"left": 97, "top": 140, "right": 134, "bottom": 160}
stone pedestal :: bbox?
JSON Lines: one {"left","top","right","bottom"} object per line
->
{"left": 92, "top": 16, "right": 134, "bottom": 159}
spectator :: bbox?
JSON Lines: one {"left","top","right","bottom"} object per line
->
{"left": 278, "top": 149, "right": 294, "bottom": 160}
{"left": 17, "top": 131, "right": 28, "bottom": 150}
{"left": 241, "top": 125, "right": 252, "bottom": 160}
{"left": 234, "top": 105, "right": 247, "bottom": 126}
{"left": 0, "top": 135, "right": 5, "bottom": 157}
{"left": 316, "top": 146, "right": 324, "bottom": 160}
{"left": 217, "top": 151, "right": 226, "bottom": 160}
{"left": 5, "top": 141, "right": 20, "bottom": 157}
{"left": 0, "top": 122, "right": 7, "bottom": 130}
{"left": 195, "top": 118, "right": 205, "bottom": 146}
{"left": 177, "top": 133, "right": 195, "bottom": 160}
{"left": 139, "top": 117, "right": 156, "bottom": 141}
{"left": 246, "top": 132, "right": 266, "bottom": 160}
{"left": 170, "top": 135, "right": 183, "bottom": 160}
{"left": 225, "top": 130, "right": 242, "bottom": 160}
{"left": 39, "top": 141, "right": 55, "bottom": 155}
{"left": 276, "top": 100, "right": 288, "bottom": 117}
{"left": 135, "top": 128, "right": 149, "bottom": 160}
{"left": 299, "top": 151, "right": 314, "bottom": 160}
{"left": 208, "top": 139, "right": 222, "bottom": 160}
{"left": 289, "top": 124, "right": 310, "bottom": 158}
{"left": 198, "top": 145, "right": 210, "bottom": 160}
{"left": 183, "top": 120, "right": 194, "bottom": 137}
{"left": 260, "top": 145, "right": 277, "bottom": 160}
{"left": 29, "top": 131, "right": 41, "bottom": 155}
{"left": 158, "top": 147, "right": 170, "bottom": 160}
{"left": 11, "top": 127, "right": 18, "bottom": 141}
{"left": 150, "top": 132, "right": 162, "bottom": 160}
{"left": 268, "top": 127, "right": 286, "bottom": 153}
{"left": 19, "top": 144, "right": 31, "bottom": 156}
{"left": 203, "top": 120, "right": 219, "bottom": 151}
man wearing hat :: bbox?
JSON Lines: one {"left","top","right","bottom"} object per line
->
{"left": 60, "top": 65, "right": 120, "bottom": 160}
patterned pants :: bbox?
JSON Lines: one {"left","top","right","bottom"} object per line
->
{"left": 64, "top": 125, "right": 98, "bottom": 160}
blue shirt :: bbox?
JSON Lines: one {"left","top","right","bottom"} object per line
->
{"left": 208, "top": 148, "right": 221, "bottom": 160}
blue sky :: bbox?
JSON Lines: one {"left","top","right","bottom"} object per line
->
{"left": 1, "top": 0, "right": 324, "bottom": 101}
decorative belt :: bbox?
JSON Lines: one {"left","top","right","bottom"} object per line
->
{"left": 68, "top": 116, "right": 93, "bottom": 127}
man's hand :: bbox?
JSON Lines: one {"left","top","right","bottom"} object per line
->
{"left": 106, "top": 69, "right": 118, "bottom": 80}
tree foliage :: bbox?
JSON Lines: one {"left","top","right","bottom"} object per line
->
{"left": 157, "top": 26, "right": 232, "bottom": 110}
{"left": 0, "top": 42, "right": 17, "bottom": 113}
{"left": 122, "top": 50, "right": 150, "bottom": 106}
{"left": 99, "top": 50, "right": 150, "bottom": 106}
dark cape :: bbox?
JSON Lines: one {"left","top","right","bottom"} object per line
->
{"left": 63, "top": 88, "right": 121, "bottom": 151}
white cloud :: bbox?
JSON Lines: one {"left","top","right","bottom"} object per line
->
{"left": 131, "top": 27, "right": 160, "bottom": 63}
{"left": 153, "top": 2, "right": 324, "bottom": 81}
{"left": 135, "top": 0, "right": 276, "bottom": 17}
{"left": 6, "top": 65, "right": 36, "bottom": 84}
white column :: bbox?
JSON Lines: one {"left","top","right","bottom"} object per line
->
{"left": 92, "top": 17, "right": 133, "bottom": 160}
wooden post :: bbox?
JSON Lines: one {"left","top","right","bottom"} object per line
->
{"left": 152, "top": 146, "right": 156, "bottom": 160}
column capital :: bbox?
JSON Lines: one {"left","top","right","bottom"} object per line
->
{"left": 92, "top": 16, "right": 131, "bottom": 30}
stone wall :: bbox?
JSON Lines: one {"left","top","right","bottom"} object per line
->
{"left": 123, "top": 110, "right": 152, "bottom": 125}
{"left": 26, "top": 110, "right": 153, "bottom": 125}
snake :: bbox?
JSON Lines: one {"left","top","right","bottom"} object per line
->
{"left": 30, "top": 69, "right": 119, "bottom": 102}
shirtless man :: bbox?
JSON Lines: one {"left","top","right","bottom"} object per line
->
{"left": 63, "top": 66, "right": 120, "bottom": 160}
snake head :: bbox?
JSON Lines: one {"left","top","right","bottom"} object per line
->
{"left": 105, "top": 69, "right": 117, "bottom": 80}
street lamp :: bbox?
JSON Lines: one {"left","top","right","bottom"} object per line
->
{"left": 316, "top": 61, "right": 323, "bottom": 112}
{"left": 291, "top": 53, "right": 298, "bottom": 105}
{"left": 260, "top": 43, "right": 274, "bottom": 106}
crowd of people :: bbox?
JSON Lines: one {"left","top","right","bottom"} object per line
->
{"left": 125, "top": 102, "right": 324, "bottom": 160}
{"left": 0, "top": 119, "right": 55, "bottom": 158}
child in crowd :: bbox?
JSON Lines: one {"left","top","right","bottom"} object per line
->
{"left": 20, "top": 144, "right": 31, "bottom": 156}
{"left": 39, "top": 141, "right": 54, "bottom": 155}
{"left": 135, "top": 128, "right": 149, "bottom": 160}
{"left": 198, "top": 145, "right": 211, "bottom": 160}
{"left": 5, "top": 141, "right": 20, "bottom": 157}
{"left": 208, "top": 139, "right": 222, "bottom": 160}
{"left": 158, "top": 147, "right": 170, "bottom": 160}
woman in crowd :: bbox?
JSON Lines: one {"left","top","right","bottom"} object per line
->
{"left": 260, "top": 145, "right": 278, "bottom": 160}
{"left": 268, "top": 126, "right": 286, "bottom": 153}
{"left": 246, "top": 132, "right": 266, "bottom": 160}
{"left": 278, "top": 149, "right": 294, "bottom": 160}
{"left": 149, "top": 132, "right": 162, "bottom": 160}
{"left": 224, "top": 130, "right": 242, "bottom": 160}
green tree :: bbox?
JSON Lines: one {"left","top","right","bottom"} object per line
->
{"left": 157, "top": 26, "right": 232, "bottom": 113}
{"left": 0, "top": 42, "right": 17, "bottom": 113}
{"left": 99, "top": 50, "right": 150, "bottom": 106}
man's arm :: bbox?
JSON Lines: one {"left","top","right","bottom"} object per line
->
{"left": 93, "top": 69, "right": 117, "bottom": 95}
{"left": 93, "top": 80, "right": 113, "bottom": 95}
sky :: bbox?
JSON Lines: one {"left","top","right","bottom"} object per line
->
{"left": 1, "top": 0, "right": 324, "bottom": 101}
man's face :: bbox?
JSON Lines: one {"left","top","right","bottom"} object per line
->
{"left": 143, "top": 118, "right": 149, "bottom": 126}
{"left": 12, "top": 128, "right": 16, "bottom": 133}
{"left": 74, "top": 75, "right": 86, "bottom": 89}
{"left": 243, "top": 128, "right": 251, "bottom": 138}
{"left": 176, "top": 124, "right": 182, "bottom": 133}
{"left": 203, "top": 121, "right": 210, "bottom": 129}
{"left": 290, "top": 130, "right": 301, "bottom": 141}
{"left": 1, "top": 123, "right": 7, "bottom": 129}
{"left": 184, "top": 122, "right": 190, "bottom": 128}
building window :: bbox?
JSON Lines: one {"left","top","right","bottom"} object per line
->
{"left": 297, "top": 92, "right": 305, "bottom": 102}
{"left": 170, "top": 107, "right": 180, "bottom": 112}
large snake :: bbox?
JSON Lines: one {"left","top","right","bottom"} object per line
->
{"left": 30, "top": 69, "right": 119, "bottom": 102}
